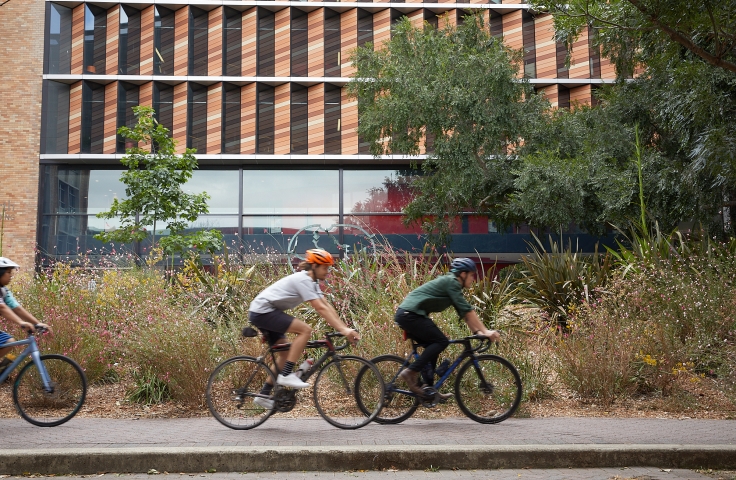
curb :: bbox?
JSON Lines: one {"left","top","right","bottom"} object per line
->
{"left": 2, "top": 445, "right": 736, "bottom": 475}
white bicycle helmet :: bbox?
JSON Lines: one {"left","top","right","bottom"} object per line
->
{"left": 0, "top": 257, "right": 19, "bottom": 269}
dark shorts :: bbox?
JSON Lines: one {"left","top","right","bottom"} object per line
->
{"left": 248, "top": 310, "right": 294, "bottom": 346}
{"left": 0, "top": 331, "right": 12, "bottom": 346}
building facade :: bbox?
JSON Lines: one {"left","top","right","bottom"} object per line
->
{"left": 0, "top": 0, "right": 615, "bottom": 269}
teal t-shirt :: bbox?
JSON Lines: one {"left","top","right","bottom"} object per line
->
{"left": 398, "top": 273, "right": 474, "bottom": 319}
{"left": 0, "top": 286, "right": 20, "bottom": 309}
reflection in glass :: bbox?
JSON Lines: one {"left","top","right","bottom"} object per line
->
{"left": 48, "top": 3, "right": 72, "bottom": 74}
{"left": 41, "top": 167, "right": 126, "bottom": 215}
{"left": 223, "top": 83, "right": 241, "bottom": 154}
{"left": 242, "top": 216, "right": 339, "bottom": 235}
{"left": 343, "top": 170, "right": 418, "bottom": 213}
{"left": 44, "top": 81, "right": 70, "bottom": 154}
{"left": 291, "top": 9, "right": 308, "bottom": 77}
{"left": 81, "top": 81, "right": 105, "bottom": 154}
{"left": 242, "top": 170, "right": 339, "bottom": 214}
{"left": 84, "top": 4, "right": 107, "bottom": 74}
{"left": 187, "top": 83, "right": 208, "bottom": 152}
{"left": 290, "top": 85, "right": 308, "bottom": 154}
{"left": 154, "top": 7, "right": 175, "bottom": 75}
{"left": 189, "top": 7, "right": 209, "bottom": 76}
{"left": 117, "top": 82, "right": 139, "bottom": 153}
{"left": 224, "top": 8, "right": 242, "bottom": 76}
{"left": 182, "top": 171, "right": 239, "bottom": 214}
{"left": 119, "top": 5, "right": 141, "bottom": 74}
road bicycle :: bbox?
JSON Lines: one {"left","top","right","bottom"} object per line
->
{"left": 206, "top": 329, "right": 385, "bottom": 430}
{"left": 356, "top": 333, "right": 522, "bottom": 424}
{"left": 0, "top": 326, "right": 87, "bottom": 426}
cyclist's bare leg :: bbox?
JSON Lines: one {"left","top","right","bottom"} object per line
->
{"left": 0, "top": 339, "right": 16, "bottom": 358}
{"left": 284, "top": 318, "right": 312, "bottom": 364}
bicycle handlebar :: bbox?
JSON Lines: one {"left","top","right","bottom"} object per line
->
{"left": 326, "top": 331, "right": 354, "bottom": 351}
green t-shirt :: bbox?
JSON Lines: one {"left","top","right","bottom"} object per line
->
{"left": 398, "top": 273, "right": 474, "bottom": 319}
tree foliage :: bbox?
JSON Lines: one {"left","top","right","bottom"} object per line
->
{"left": 95, "top": 106, "right": 223, "bottom": 256}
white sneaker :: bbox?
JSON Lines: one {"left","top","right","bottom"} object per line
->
{"left": 277, "top": 373, "right": 310, "bottom": 389}
{"left": 253, "top": 396, "right": 274, "bottom": 410}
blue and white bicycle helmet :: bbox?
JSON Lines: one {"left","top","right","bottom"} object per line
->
{"left": 449, "top": 258, "right": 477, "bottom": 275}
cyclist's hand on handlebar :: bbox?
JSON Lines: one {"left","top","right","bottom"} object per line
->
{"left": 35, "top": 323, "right": 52, "bottom": 334}
{"left": 340, "top": 328, "right": 361, "bottom": 345}
{"left": 19, "top": 321, "right": 35, "bottom": 334}
{"left": 479, "top": 329, "right": 501, "bottom": 342}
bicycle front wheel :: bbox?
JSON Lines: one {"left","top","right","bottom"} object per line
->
{"left": 206, "top": 356, "right": 276, "bottom": 430}
{"left": 313, "top": 355, "right": 384, "bottom": 429}
{"left": 454, "top": 354, "right": 522, "bottom": 424}
{"left": 357, "top": 355, "right": 418, "bottom": 424}
{"left": 13, "top": 354, "right": 87, "bottom": 427}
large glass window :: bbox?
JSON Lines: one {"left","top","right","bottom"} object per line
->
{"left": 224, "top": 7, "right": 242, "bottom": 76}
{"left": 258, "top": 9, "right": 275, "bottom": 77}
{"left": 522, "top": 10, "right": 536, "bottom": 78}
{"left": 291, "top": 9, "right": 308, "bottom": 77}
{"left": 81, "top": 82, "right": 105, "bottom": 154}
{"left": 242, "top": 170, "right": 339, "bottom": 214}
{"left": 43, "top": 81, "right": 70, "bottom": 154}
{"left": 153, "top": 82, "right": 174, "bottom": 132}
{"left": 41, "top": 168, "right": 126, "bottom": 215}
{"left": 343, "top": 170, "right": 418, "bottom": 213}
{"left": 357, "top": 9, "right": 373, "bottom": 48}
{"left": 183, "top": 171, "right": 240, "bottom": 214}
{"left": 189, "top": 7, "right": 209, "bottom": 76}
{"left": 290, "top": 85, "right": 308, "bottom": 154}
{"left": 84, "top": 5, "right": 107, "bottom": 74}
{"left": 154, "top": 6, "right": 175, "bottom": 75}
{"left": 490, "top": 12, "right": 503, "bottom": 39}
{"left": 257, "top": 84, "right": 274, "bottom": 154}
{"left": 48, "top": 3, "right": 72, "bottom": 74}
{"left": 119, "top": 6, "right": 141, "bottom": 75}
{"left": 117, "top": 82, "right": 139, "bottom": 153}
{"left": 187, "top": 83, "right": 208, "bottom": 152}
{"left": 222, "top": 83, "right": 241, "bottom": 154}
{"left": 324, "top": 9, "right": 340, "bottom": 77}
{"left": 324, "top": 84, "right": 341, "bottom": 154}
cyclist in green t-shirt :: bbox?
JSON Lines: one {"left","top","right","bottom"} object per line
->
{"left": 395, "top": 258, "right": 499, "bottom": 397}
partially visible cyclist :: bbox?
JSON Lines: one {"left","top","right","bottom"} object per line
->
{"left": 247, "top": 249, "right": 360, "bottom": 409}
{"left": 394, "top": 257, "right": 500, "bottom": 398}
{"left": 0, "top": 257, "right": 51, "bottom": 376}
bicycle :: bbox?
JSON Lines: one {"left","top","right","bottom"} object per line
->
{"left": 0, "top": 326, "right": 87, "bottom": 426}
{"left": 355, "top": 333, "right": 522, "bottom": 424}
{"left": 206, "top": 329, "right": 385, "bottom": 430}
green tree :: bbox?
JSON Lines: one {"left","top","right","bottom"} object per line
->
{"left": 95, "top": 106, "right": 223, "bottom": 257}
{"left": 348, "top": 13, "right": 547, "bottom": 241}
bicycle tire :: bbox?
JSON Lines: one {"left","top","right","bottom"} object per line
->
{"left": 454, "top": 354, "right": 522, "bottom": 424}
{"left": 206, "top": 356, "right": 276, "bottom": 430}
{"left": 13, "top": 354, "right": 87, "bottom": 427}
{"left": 357, "top": 355, "right": 418, "bottom": 424}
{"left": 313, "top": 355, "right": 384, "bottom": 429}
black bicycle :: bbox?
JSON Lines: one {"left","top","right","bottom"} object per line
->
{"left": 356, "top": 333, "right": 522, "bottom": 424}
{"left": 206, "top": 329, "right": 385, "bottom": 430}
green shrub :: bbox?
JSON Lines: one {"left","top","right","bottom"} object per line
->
{"left": 127, "top": 368, "right": 172, "bottom": 405}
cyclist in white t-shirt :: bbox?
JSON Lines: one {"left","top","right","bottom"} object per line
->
{"left": 248, "top": 249, "right": 359, "bottom": 408}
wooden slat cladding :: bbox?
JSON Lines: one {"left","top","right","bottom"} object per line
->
{"left": 139, "top": 82, "right": 153, "bottom": 108}
{"left": 340, "top": 9, "right": 358, "bottom": 77}
{"left": 240, "top": 84, "right": 257, "bottom": 153}
{"left": 568, "top": 26, "right": 590, "bottom": 79}
{"left": 274, "top": 9, "right": 290, "bottom": 77}
{"left": 242, "top": 8, "right": 257, "bottom": 76}
{"left": 341, "top": 86, "right": 358, "bottom": 154}
{"left": 373, "top": 9, "right": 391, "bottom": 50}
{"left": 208, "top": 8, "right": 223, "bottom": 76}
{"left": 502, "top": 11, "right": 523, "bottom": 52}
{"left": 67, "top": 81, "right": 83, "bottom": 153}
{"left": 308, "top": 10, "right": 324, "bottom": 76}
{"left": 569, "top": 84, "right": 592, "bottom": 107}
{"left": 408, "top": 10, "right": 424, "bottom": 28}
{"left": 206, "top": 83, "right": 222, "bottom": 153}
{"left": 539, "top": 84, "right": 559, "bottom": 108}
{"left": 174, "top": 7, "right": 189, "bottom": 76}
{"left": 534, "top": 13, "right": 556, "bottom": 78}
{"left": 139, "top": 6, "right": 155, "bottom": 75}
{"left": 307, "top": 84, "right": 324, "bottom": 154}
{"left": 106, "top": 7, "right": 119, "bottom": 75}
{"left": 103, "top": 82, "right": 118, "bottom": 154}
{"left": 273, "top": 84, "right": 290, "bottom": 154}
{"left": 172, "top": 83, "right": 188, "bottom": 153}
{"left": 70, "top": 5, "right": 84, "bottom": 75}
{"left": 600, "top": 56, "right": 616, "bottom": 78}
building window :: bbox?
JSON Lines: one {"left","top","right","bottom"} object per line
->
{"left": 43, "top": 81, "right": 70, "bottom": 154}
{"left": 558, "top": 85, "right": 570, "bottom": 109}
{"left": 522, "top": 10, "right": 536, "bottom": 78}
{"left": 290, "top": 85, "right": 308, "bottom": 154}
{"left": 189, "top": 7, "right": 209, "bottom": 76}
{"left": 324, "top": 84, "right": 341, "bottom": 155}
{"left": 556, "top": 41, "right": 569, "bottom": 79}
{"left": 424, "top": 10, "right": 438, "bottom": 30}
{"left": 48, "top": 3, "right": 72, "bottom": 74}
{"left": 222, "top": 83, "right": 241, "bottom": 154}
{"left": 153, "top": 82, "right": 174, "bottom": 133}
{"left": 291, "top": 9, "right": 308, "bottom": 77}
{"left": 258, "top": 9, "right": 275, "bottom": 77}
{"left": 154, "top": 6, "right": 175, "bottom": 75}
{"left": 187, "top": 83, "right": 208, "bottom": 153}
{"left": 84, "top": 4, "right": 107, "bottom": 74}
{"left": 224, "top": 7, "right": 242, "bottom": 76}
{"left": 490, "top": 12, "right": 503, "bottom": 39}
{"left": 119, "top": 6, "right": 141, "bottom": 75}
{"left": 357, "top": 9, "right": 373, "bottom": 48}
{"left": 117, "top": 82, "right": 139, "bottom": 153}
{"left": 257, "top": 84, "right": 274, "bottom": 154}
{"left": 588, "top": 26, "right": 601, "bottom": 79}
{"left": 390, "top": 9, "right": 403, "bottom": 37}
{"left": 324, "top": 9, "right": 340, "bottom": 77}
{"left": 81, "top": 82, "right": 105, "bottom": 154}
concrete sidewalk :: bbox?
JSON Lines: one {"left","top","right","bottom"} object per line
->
{"left": 1, "top": 417, "right": 735, "bottom": 474}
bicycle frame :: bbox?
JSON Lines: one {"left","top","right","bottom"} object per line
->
{"left": 265, "top": 333, "right": 349, "bottom": 383}
{"left": 0, "top": 335, "right": 52, "bottom": 389}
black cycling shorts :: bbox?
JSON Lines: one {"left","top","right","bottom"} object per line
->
{"left": 248, "top": 310, "right": 294, "bottom": 346}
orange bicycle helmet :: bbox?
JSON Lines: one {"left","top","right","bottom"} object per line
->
{"left": 305, "top": 249, "right": 335, "bottom": 265}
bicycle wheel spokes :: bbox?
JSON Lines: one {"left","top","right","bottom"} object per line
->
{"left": 360, "top": 355, "right": 418, "bottom": 425}
{"left": 313, "top": 356, "right": 384, "bottom": 429}
{"left": 13, "top": 354, "right": 87, "bottom": 427}
{"left": 454, "top": 354, "right": 522, "bottom": 424}
{"left": 206, "top": 356, "right": 275, "bottom": 430}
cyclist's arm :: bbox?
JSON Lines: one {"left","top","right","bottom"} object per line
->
{"left": 11, "top": 306, "right": 49, "bottom": 332}
{"left": 0, "top": 303, "right": 34, "bottom": 332}
{"left": 307, "top": 298, "right": 360, "bottom": 343}
{"left": 463, "top": 310, "right": 500, "bottom": 341}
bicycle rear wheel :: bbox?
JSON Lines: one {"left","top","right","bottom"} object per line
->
{"left": 206, "top": 356, "right": 276, "bottom": 430}
{"left": 454, "top": 354, "right": 522, "bottom": 424}
{"left": 313, "top": 355, "right": 384, "bottom": 429}
{"left": 13, "top": 354, "right": 87, "bottom": 427}
{"left": 357, "top": 355, "right": 418, "bottom": 424}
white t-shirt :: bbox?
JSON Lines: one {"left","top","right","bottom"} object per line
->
{"left": 248, "top": 271, "right": 324, "bottom": 314}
